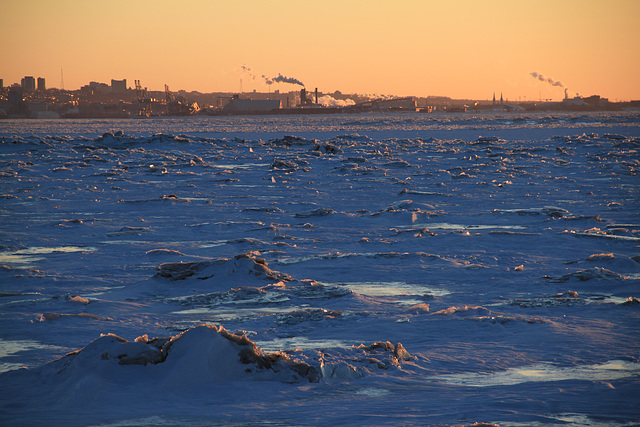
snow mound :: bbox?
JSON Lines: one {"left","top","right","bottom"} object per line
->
{"left": 36, "top": 325, "right": 416, "bottom": 387}
{"left": 108, "top": 252, "right": 298, "bottom": 301}
{"left": 154, "top": 252, "right": 291, "bottom": 282}
{"left": 52, "top": 325, "right": 320, "bottom": 384}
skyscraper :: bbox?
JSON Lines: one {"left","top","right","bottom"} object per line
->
{"left": 21, "top": 76, "right": 36, "bottom": 91}
{"left": 37, "top": 77, "right": 46, "bottom": 91}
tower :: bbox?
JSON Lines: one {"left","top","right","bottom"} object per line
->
{"left": 492, "top": 92, "right": 496, "bottom": 105}
{"left": 500, "top": 92, "right": 503, "bottom": 105}
{"left": 21, "top": 76, "right": 36, "bottom": 91}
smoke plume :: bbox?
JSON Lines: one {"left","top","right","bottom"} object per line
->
{"left": 239, "top": 65, "right": 306, "bottom": 88}
{"left": 530, "top": 72, "right": 564, "bottom": 88}
{"left": 239, "top": 65, "right": 258, "bottom": 80}
{"left": 264, "top": 73, "right": 305, "bottom": 87}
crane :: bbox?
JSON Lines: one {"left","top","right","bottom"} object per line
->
{"left": 134, "top": 80, "right": 151, "bottom": 117}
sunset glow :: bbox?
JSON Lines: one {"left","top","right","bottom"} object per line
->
{"left": 2, "top": 0, "right": 639, "bottom": 101}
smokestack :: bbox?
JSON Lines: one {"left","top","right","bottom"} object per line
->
{"left": 300, "top": 88, "right": 306, "bottom": 105}
{"left": 315, "top": 88, "right": 318, "bottom": 104}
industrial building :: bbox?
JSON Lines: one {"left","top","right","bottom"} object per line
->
{"left": 111, "top": 79, "right": 127, "bottom": 92}
{"left": 222, "top": 97, "right": 281, "bottom": 113}
{"left": 351, "top": 96, "right": 418, "bottom": 111}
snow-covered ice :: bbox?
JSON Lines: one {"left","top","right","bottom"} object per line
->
{"left": 1, "top": 111, "right": 639, "bottom": 426}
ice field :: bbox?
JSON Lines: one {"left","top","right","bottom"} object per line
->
{"left": 1, "top": 111, "right": 639, "bottom": 426}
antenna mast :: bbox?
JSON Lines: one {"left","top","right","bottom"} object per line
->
{"left": 60, "top": 67, "right": 64, "bottom": 90}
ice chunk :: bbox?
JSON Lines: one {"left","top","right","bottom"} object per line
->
{"left": 294, "top": 208, "right": 335, "bottom": 218}
{"left": 40, "top": 312, "right": 113, "bottom": 322}
{"left": 548, "top": 267, "right": 628, "bottom": 282}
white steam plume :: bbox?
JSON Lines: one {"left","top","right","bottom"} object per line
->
{"left": 318, "top": 95, "right": 355, "bottom": 107}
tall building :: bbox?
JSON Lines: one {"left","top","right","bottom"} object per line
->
{"left": 0, "top": 79, "right": 3, "bottom": 89}
{"left": 21, "top": 76, "right": 36, "bottom": 91}
{"left": 111, "top": 79, "right": 127, "bottom": 92}
{"left": 37, "top": 77, "right": 46, "bottom": 91}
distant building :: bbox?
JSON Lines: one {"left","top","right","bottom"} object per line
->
{"left": 7, "top": 87, "right": 29, "bottom": 116}
{"left": 8, "top": 88, "right": 24, "bottom": 104}
{"left": 377, "top": 97, "right": 417, "bottom": 110}
{"left": 111, "top": 79, "right": 127, "bottom": 92}
{"left": 21, "top": 76, "right": 36, "bottom": 91}
{"left": 0, "top": 79, "right": 3, "bottom": 89}
{"left": 222, "top": 97, "right": 281, "bottom": 113}
{"left": 562, "top": 94, "right": 609, "bottom": 108}
{"left": 81, "top": 81, "right": 110, "bottom": 94}
{"left": 89, "top": 81, "right": 109, "bottom": 90}
{"left": 37, "top": 77, "right": 46, "bottom": 91}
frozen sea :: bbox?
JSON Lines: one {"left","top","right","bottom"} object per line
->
{"left": 1, "top": 111, "right": 639, "bottom": 426}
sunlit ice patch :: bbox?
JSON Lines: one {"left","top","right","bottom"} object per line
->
{"left": 170, "top": 305, "right": 298, "bottom": 322}
{"left": 0, "top": 246, "right": 97, "bottom": 268}
{"left": 210, "top": 162, "right": 270, "bottom": 170}
{"left": 494, "top": 413, "right": 640, "bottom": 427}
{"left": 0, "top": 338, "right": 70, "bottom": 373}
{"left": 430, "top": 360, "right": 640, "bottom": 387}
{"left": 321, "top": 281, "right": 450, "bottom": 298}
{"left": 254, "top": 336, "right": 356, "bottom": 352}
{"left": 399, "top": 222, "right": 528, "bottom": 231}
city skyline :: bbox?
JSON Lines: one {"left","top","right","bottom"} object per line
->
{"left": 2, "top": 0, "right": 639, "bottom": 102}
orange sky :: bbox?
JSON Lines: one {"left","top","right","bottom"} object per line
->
{"left": 2, "top": 0, "right": 639, "bottom": 101}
